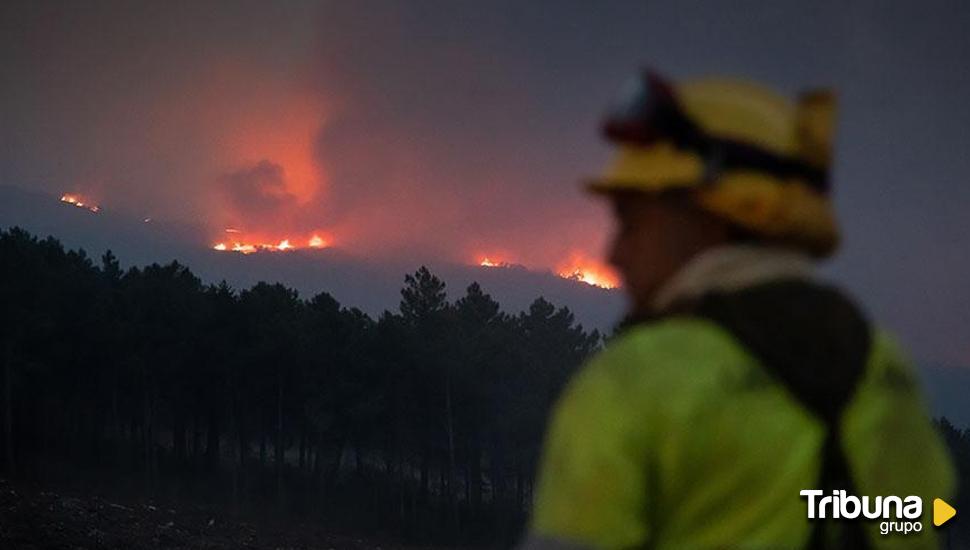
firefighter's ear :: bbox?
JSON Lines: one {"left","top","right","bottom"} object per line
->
{"left": 795, "top": 90, "right": 837, "bottom": 169}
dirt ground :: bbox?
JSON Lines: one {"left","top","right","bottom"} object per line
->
{"left": 0, "top": 478, "right": 447, "bottom": 550}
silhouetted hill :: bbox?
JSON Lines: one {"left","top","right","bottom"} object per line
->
{"left": 0, "top": 184, "right": 625, "bottom": 332}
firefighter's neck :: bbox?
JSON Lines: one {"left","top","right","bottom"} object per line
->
{"left": 649, "top": 243, "right": 815, "bottom": 314}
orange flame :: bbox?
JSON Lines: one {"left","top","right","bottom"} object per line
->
{"left": 479, "top": 256, "right": 511, "bottom": 268}
{"left": 473, "top": 250, "right": 618, "bottom": 289}
{"left": 60, "top": 193, "right": 101, "bottom": 213}
{"left": 212, "top": 230, "right": 333, "bottom": 254}
{"left": 231, "top": 243, "right": 257, "bottom": 254}
{"left": 555, "top": 251, "right": 620, "bottom": 289}
{"left": 476, "top": 252, "right": 520, "bottom": 268}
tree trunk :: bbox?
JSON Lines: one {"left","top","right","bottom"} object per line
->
{"left": 298, "top": 423, "right": 306, "bottom": 472}
{"left": 143, "top": 366, "right": 155, "bottom": 493}
{"left": 234, "top": 385, "right": 247, "bottom": 470}
{"left": 111, "top": 364, "right": 121, "bottom": 466}
{"left": 355, "top": 443, "right": 363, "bottom": 478}
{"left": 314, "top": 432, "right": 324, "bottom": 478}
{"left": 206, "top": 401, "right": 220, "bottom": 471}
{"left": 490, "top": 436, "right": 505, "bottom": 510}
{"left": 3, "top": 342, "right": 15, "bottom": 476}
{"left": 173, "top": 409, "right": 186, "bottom": 465}
{"left": 259, "top": 406, "right": 267, "bottom": 467}
{"left": 275, "top": 373, "right": 284, "bottom": 503}
{"left": 192, "top": 407, "right": 202, "bottom": 466}
{"left": 444, "top": 374, "right": 459, "bottom": 535}
{"left": 469, "top": 440, "right": 482, "bottom": 512}
{"left": 420, "top": 446, "right": 430, "bottom": 504}
{"left": 228, "top": 378, "right": 240, "bottom": 511}
{"left": 326, "top": 431, "right": 347, "bottom": 487}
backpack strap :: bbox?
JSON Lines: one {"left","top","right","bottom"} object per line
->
{"left": 688, "top": 279, "right": 872, "bottom": 549}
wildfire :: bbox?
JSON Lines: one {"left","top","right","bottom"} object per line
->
{"left": 558, "top": 268, "right": 619, "bottom": 289}
{"left": 60, "top": 194, "right": 100, "bottom": 213}
{"left": 212, "top": 231, "right": 332, "bottom": 254}
{"left": 479, "top": 256, "right": 513, "bottom": 268}
{"left": 555, "top": 252, "right": 620, "bottom": 289}
{"left": 474, "top": 251, "right": 618, "bottom": 289}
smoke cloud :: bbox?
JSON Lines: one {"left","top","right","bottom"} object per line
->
{"left": 219, "top": 161, "right": 299, "bottom": 231}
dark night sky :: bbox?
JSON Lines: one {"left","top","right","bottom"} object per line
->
{"left": 1, "top": 0, "right": 969, "bottom": 366}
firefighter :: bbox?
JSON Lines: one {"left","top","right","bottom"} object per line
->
{"left": 519, "top": 71, "right": 954, "bottom": 549}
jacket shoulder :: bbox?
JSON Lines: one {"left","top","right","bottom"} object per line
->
{"left": 604, "top": 316, "right": 752, "bottom": 366}
{"left": 586, "top": 317, "right": 763, "bottom": 404}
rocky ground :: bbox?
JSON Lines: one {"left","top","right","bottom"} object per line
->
{"left": 0, "top": 479, "right": 444, "bottom": 550}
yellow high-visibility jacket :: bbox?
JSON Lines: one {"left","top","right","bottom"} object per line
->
{"left": 528, "top": 307, "right": 954, "bottom": 549}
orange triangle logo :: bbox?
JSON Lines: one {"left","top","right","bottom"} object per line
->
{"left": 934, "top": 498, "right": 956, "bottom": 527}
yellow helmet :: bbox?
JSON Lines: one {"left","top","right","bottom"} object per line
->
{"left": 588, "top": 70, "right": 839, "bottom": 258}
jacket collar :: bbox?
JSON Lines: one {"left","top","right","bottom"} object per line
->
{"left": 651, "top": 244, "right": 816, "bottom": 314}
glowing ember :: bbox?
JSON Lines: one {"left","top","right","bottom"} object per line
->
{"left": 309, "top": 234, "right": 327, "bottom": 248}
{"left": 60, "top": 193, "right": 101, "bottom": 213}
{"left": 555, "top": 252, "right": 620, "bottom": 289}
